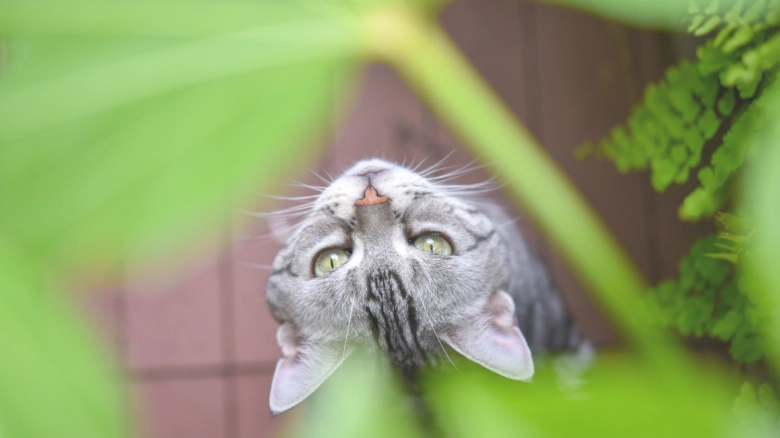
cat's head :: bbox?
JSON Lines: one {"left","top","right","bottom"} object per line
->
{"left": 265, "top": 159, "right": 533, "bottom": 414}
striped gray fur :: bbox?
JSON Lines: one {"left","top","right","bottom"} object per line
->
{"left": 264, "top": 159, "right": 589, "bottom": 414}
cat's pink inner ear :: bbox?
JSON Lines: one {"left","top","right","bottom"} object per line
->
{"left": 269, "top": 324, "right": 348, "bottom": 415}
{"left": 442, "top": 291, "right": 534, "bottom": 381}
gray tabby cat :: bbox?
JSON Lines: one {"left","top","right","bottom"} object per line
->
{"left": 265, "top": 159, "right": 587, "bottom": 414}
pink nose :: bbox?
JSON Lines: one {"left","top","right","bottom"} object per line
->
{"left": 355, "top": 187, "right": 388, "bottom": 206}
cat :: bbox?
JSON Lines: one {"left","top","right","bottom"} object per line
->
{"left": 264, "top": 158, "right": 589, "bottom": 415}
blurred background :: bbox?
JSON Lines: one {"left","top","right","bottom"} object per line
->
{"left": 70, "top": 0, "right": 712, "bottom": 436}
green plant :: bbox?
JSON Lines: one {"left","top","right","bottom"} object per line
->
{"left": 579, "top": 0, "right": 780, "bottom": 220}
{"left": 580, "top": 0, "right": 780, "bottom": 432}
{"left": 0, "top": 0, "right": 778, "bottom": 437}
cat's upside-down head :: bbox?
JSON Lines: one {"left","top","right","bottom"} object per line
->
{"left": 265, "top": 159, "right": 533, "bottom": 414}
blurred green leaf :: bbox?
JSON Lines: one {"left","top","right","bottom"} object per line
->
{"left": 0, "top": 0, "right": 362, "bottom": 270}
{"left": 388, "top": 8, "right": 686, "bottom": 371}
{"left": 0, "top": 239, "right": 127, "bottom": 438}
{"left": 300, "top": 354, "right": 427, "bottom": 438}
{"left": 301, "top": 353, "right": 739, "bottom": 438}
{"left": 744, "top": 75, "right": 780, "bottom": 372}
{"left": 530, "top": 0, "right": 689, "bottom": 30}
{"left": 733, "top": 381, "right": 780, "bottom": 433}
{"left": 427, "top": 355, "right": 735, "bottom": 437}
{"left": 0, "top": 0, "right": 364, "bottom": 39}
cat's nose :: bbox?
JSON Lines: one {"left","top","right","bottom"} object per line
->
{"left": 355, "top": 186, "right": 388, "bottom": 206}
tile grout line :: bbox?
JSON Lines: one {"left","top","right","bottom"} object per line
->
{"left": 517, "top": 2, "right": 560, "bottom": 266}
{"left": 518, "top": 1, "right": 544, "bottom": 147}
{"left": 114, "top": 259, "right": 134, "bottom": 438}
{"left": 127, "top": 362, "right": 277, "bottom": 382}
{"left": 220, "top": 203, "right": 239, "bottom": 438}
{"left": 116, "top": 259, "right": 129, "bottom": 366}
{"left": 632, "top": 30, "right": 672, "bottom": 284}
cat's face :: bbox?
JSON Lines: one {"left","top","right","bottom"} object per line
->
{"left": 266, "top": 159, "right": 533, "bottom": 414}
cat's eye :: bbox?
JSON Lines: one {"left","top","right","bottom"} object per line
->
{"left": 412, "top": 233, "right": 452, "bottom": 256}
{"left": 313, "top": 249, "right": 351, "bottom": 277}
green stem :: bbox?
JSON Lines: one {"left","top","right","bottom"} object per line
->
{"left": 367, "top": 6, "right": 688, "bottom": 373}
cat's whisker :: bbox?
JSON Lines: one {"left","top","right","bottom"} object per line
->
{"left": 417, "top": 264, "right": 456, "bottom": 315}
{"left": 410, "top": 153, "right": 434, "bottom": 173}
{"left": 417, "top": 150, "right": 456, "bottom": 177}
{"left": 285, "top": 181, "right": 328, "bottom": 192}
{"left": 240, "top": 202, "right": 317, "bottom": 218}
{"left": 424, "top": 157, "right": 484, "bottom": 180}
{"left": 308, "top": 168, "right": 334, "bottom": 186}
{"left": 236, "top": 224, "right": 302, "bottom": 242}
{"left": 419, "top": 164, "right": 466, "bottom": 180}
{"left": 323, "top": 167, "right": 339, "bottom": 184}
{"left": 242, "top": 212, "right": 310, "bottom": 221}
{"left": 416, "top": 292, "right": 458, "bottom": 370}
{"left": 233, "top": 233, "right": 277, "bottom": 242}
{"left": 241, "top": 262, "right": 275, "bottom": 270}
{"left": 428, "top": 170, "right": 495, "bottom": 186}
{"left": 434, "top": 179, "right": 503, "bottom": 198}
{"left": 435, "top": 179, "right": 498, "bottom": 190}
{"left": 408, "top": 151, "right": 442, "bottom": 174}
{"left": 495, "top": 215, "right": 525, "bottom": 229}
{"left": 426, "top": 163, "right": 480, "bottom": 180}
{"left": 437, "top": 190, "right": 500, "bottom": 198}
{"left": 338, "top": 297, "right": 356, "bottom": 382}
{"left": 250, "top": 201, "right": 317, "bottom": 211}
{"left": 259, "top": 193, "right": 323, "bottom": 201}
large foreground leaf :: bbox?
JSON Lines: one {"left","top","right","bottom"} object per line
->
{"left": 0, "top": 240, "right": 127, "bottom": 438}
{"left": 299, "top": 353, "right": 738, "bottom": 438}
{"left": 745, "top": 83, "right": 780, "bottom": 368}
{"left": 0, "top": 0, "right": 362, "bottom": 271}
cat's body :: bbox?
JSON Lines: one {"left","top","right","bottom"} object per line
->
{"left": 265, "top": 159, "right": 587, "bottom": 414}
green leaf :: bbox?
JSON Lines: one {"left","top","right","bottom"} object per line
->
{"left": 389, "top": 6, "right": 686, "bottom": 371}
{"left": 734, "top": 382, "right": 760, "bottom": 425}
{"left": 722, "top": 25, "right": 754, "bottom": 53}
{"left": 530, "top": 0, "right": 689, "bottom": 30}
{"left": 730, "top": 332, "right": 764, "bottom": 362}
{"left": 0, "top": 0, "right": 359, "bottom": 39}
{"left": 704, "top": 0, "right": 720, "bottom": 15}
{"left": 688, "top": 14, "right": 706, "bottom": 32}
{"left": 694, "top": 15, "right": 723, "bottom": 36}
{"left": 745, "top": 73, "right": 780, "bottom": 375}
{"left": 711, "top": 310, "right": 742, "bottom": 339}
{"left": 0, "top": 238, "right": 127, "bottom": 438}
{"left": 680, "top": 78, "right": 776, "bottom": 220}
{"left": 427, "top": 355, "right": 735, "bottom": 437}
{"left": 717, "top": 88, "right": 737, "bottom": 115}
{"left": 0, "top": 2, "right": 361, "bottom": 270}
{"left": 705, "top": 252, "right": 739, "bottom": 263}
{"left": 645, "top": 234, "right": 768, "bottom": 361}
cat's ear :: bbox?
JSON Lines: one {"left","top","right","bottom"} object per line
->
{"left": 442, "top": 291, "right": 534, "bottom": 381}
{"left": 269, "top": 324, "right": 349, "bottom": 415}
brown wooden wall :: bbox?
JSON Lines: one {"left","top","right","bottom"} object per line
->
{"left": 80, "top": 1, "right": 711, "bottom": 437}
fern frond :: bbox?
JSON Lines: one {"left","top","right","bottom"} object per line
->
{"left": 580, "top": 0, "right": 780, "bottom": 220}
{"left": 733, "top": 382, "right": 780, "bottom": 430}
{"left": 680, "top": 76, "right": 777, "bottom": 219}
{"left": 645, "top": 235, "right": 767, "bottom": 362}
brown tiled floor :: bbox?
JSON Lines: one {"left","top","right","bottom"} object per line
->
{"left": 81, "top": 247, "right": 289, "bottom": 438}
{"left": 75, "top": 210, "right": 291, "bottom": 438}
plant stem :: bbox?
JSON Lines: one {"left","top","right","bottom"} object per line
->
{"left": 366, "top": 5, "right": 689, "bottom": 374}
